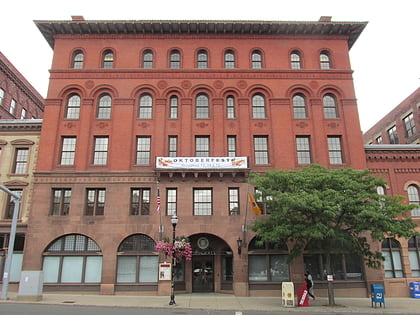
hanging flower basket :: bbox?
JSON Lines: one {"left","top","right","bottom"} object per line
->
{"left": 155, "top": 237, "right": 192, "bottom": 262}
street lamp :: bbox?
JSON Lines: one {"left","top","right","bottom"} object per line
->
{"left": 169, "top": 215, "right": 178, "bottom": 305}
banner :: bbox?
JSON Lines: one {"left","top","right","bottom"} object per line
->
{"left": 156, "top": 157, "right": 248, "bottom": 169}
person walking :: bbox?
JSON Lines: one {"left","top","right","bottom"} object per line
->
{"left": 305, "top": 272, "right": 315, "bottom": 300}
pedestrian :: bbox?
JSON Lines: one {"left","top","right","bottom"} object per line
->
{"left": 304, "top": 272, "right": 315, "bottom": 300}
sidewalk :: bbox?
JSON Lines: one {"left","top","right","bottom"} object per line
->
{"left": 2, "top": 292, "right": 420, "bottom": 314}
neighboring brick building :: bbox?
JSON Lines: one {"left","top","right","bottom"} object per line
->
{"left": 21, "top": 16, "right": 398, "bottom": 297}
{"left": 0, "top": 52, "right": 44, "bottom": 120}
{"left": 363, "top": 87, "right": 420, "bottom": 145}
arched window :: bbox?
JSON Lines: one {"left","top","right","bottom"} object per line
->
{"left": 323, "top": 94, "right": 338, "bottom": 118}
{"left": 195, "top": 93, "right": 209, "bottom": 119}
{"left": 251, "top": 50, "right": 262, "bottom": 69}
{"left": 169, "top": 96, "right": 178, "bottom": 119}
{"left": 72, "top": 50, "right": 84, "bottom": 69}
{"left": 139, "top": 93, "right": 153, "bottom": 119}
{"left": 252, "top": 94, "right": 266, "bottom": 119}
{"left": 170, "top": 50, "right": 181, "bottom": 69}
{"left": 142, "top": 50, "right": 153, "bottom": 69}
{"left": 290, "top": 51, "right": 301, "bottom": 69}
{"left": 320, "top": 51, "right": 331, "bottom": 69}
{"left": 42, "top": 234, "right": 102, "bottom": 283}
{"left": 292, "top": 94, "right": 307, "bottom": 119}
{"left": 197, "top": 50, "right": 208, "bottom": 69}
{"left": 224, "top": 50, "right": 235, "bottom": 69}
{"left": 116, "top": 234, "right": 158, "bottom": 283}
{"left": 102, "top": 50, "right": 114, "bottom": 69}
{"left": 408, "top": 236, "right": 420, "bottom": 277}
{"left": 97, "top": 94, "right": 112, "bottom": 119}
{"left": 65, "top": 94, "right": 81, "bottom": 119}
{"left": 226, "top": 96, "right": 235, "bottom": 119}
{"left": 248, "top": 237, "right": 290, "bottom": 282}
{"left": 382, "top": 238, "right": 403, "bottom": 278}
{"left": 408, "top": 185, "right": 420, "bottom": 216}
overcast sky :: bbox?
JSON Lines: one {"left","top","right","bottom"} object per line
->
{"left": 1, "top": 0, "right": 418, "bottom": 132}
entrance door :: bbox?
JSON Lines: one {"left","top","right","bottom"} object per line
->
{"left": 192, "top": 255, "right": 214, "bottom": 292}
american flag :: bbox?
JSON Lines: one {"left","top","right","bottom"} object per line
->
{"left": 156, "top": 189, "right": 161, "bottom": 212}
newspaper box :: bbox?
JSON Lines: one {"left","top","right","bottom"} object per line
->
{"left": 281, "top": 282, "right": 295, "bottom": 307}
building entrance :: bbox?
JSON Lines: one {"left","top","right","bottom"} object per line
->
{"left": 192, "top": 255, "right": 214, "bottom": 292}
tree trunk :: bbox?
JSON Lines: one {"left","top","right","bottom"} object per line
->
{"left": 325, "top": 253, "right": 336, "bottom": 305}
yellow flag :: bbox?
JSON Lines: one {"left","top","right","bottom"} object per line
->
{"left": 248, "top": 192, "right": 262, "bottom": 215}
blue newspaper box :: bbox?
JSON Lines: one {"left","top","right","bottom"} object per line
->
{"left": 371, "top": 284, "right": 385, "bottom": 308}
{"left": 409, "top": 282, "right": 420, "bottom": 298}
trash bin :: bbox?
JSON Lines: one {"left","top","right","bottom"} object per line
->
{"left": 409, "top": 282, "right": 420, "bottom": 298}
{"left": 371, "top": 284, "right": 385, "bottom": 308}
{"left": 297, "top": 283, "right": 309, "bottom": 307}
{"left": 281, "top": 282, "right": 295, "bottom": 307}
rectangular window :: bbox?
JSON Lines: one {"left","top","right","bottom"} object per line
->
{"left": 13, "top": 148, "right": 29, "bottom": 174}
{"left": 296, "top": 136, "right": 311, "bottom": 165}
{"left": 93, "top": 136, "right": 109, "bottom": 165}
{"left": 136, "top": 136, "right": 151, "bottom": 165}
{"left": 195, "top": 136, "right": 210, "bottom": 157}
{"left": 387, "top": 125, "right": 399, "bottom": 144}
{"left": 60, "top": 137, "right": 76, "bottom": 165}
{"left": 168, "top": 136, "right": 178, "bottom": 157}
{"left": 0, "top": 88, "right": 4, "bottom": 105}
{"left": 227, "top": 136, "right": 236, "bottom": 157}
{"left": 166, "top": 188, "right": 177, "bottom": 216}
{"left": 5, "top": 189, "right": 22, "bottom": 219}
{"left": 51, "top": 189, "right": 71, "bottom": 216}
{"left": 10, "top": 99, "right": 16, "bottom": 115}
{"left": 376, "top": 136, "right": 383, "bottom": 144}
{"left": 130, "top": 188, "right": 150, "bottom": 215}
{"left": 20, "top": 108, "right": 27, "bottom": 119}
{"left": 228, "top": 188, "right": 239, "bottom": 216}
{"left": 193, "top": 188, "right": 212, "bottom": 215}
{"left": 327, "top": 136, "right": 343, "bottom": 164}
{"left": 403, "top": 113, "right": 416, "bottom": 138}
{"left": 254, "top": 136, "right": 269, "bottom": 165}
{"left": 169, "top": 96, "right": 178, "bottom": 119}
{"left": 85, "top": 188, "right": 105, "bottom": 216}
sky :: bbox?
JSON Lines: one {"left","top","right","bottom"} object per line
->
{"left": 1, "top": 0, "right": 418, "bottom": 132}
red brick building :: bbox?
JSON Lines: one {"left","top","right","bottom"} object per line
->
{"left": 22, "top": 16, "right": 391, "bottom": 297}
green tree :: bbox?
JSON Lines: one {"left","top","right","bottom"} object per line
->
{"left": 249, "top": 164, "right": 417, "bottom": 305}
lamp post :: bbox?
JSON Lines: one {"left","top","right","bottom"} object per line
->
{"left": 169, "top": 215, "right": 178, "bottom": 305}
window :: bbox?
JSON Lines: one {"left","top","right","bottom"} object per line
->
{"left": 0, "top": 88, "right": 4, "bottom": 105}
{"left": 42, "top": 234, "right": 102, "bottom": 284}
{"left": 51, "top": 189, "right": 71, "bottom": 216}
{"left": 116, "top": 234, "right": 158, "bottom": 283}
{"left": 323, "top": 94, "right": 338, "bottom": 118}
{"left": 139, "top": 93, "right": 153, "bottom": 119}
{"left": 403, "top": 113, "right": 416, "bottom": 138}
{"left": 252, "top": 94, "right": 266, "bottom": 119}
{"left": 130, "top": 188, "right": 150, "bottom": 215}
{"left": 251, "top": 50, "right": 262, "bottom": 69}
{"left": 228, "top": 188, "right": 239, "bottom": 215}
{"left": 224, "top": 50, "right": 235, "bottom": 69}
{"left": 168, "top": 136, "right": 178, "bottom": 157}
{"left": 97, "top": 94, "right": 112, "bottom": 119}
{"left": 136, "top": 136, "right": 151, "bottom": 165}
{"left": 387, "top": 125, "right": 399, "bottom": 144}
{"left": 408, "top": 236, "right": 420, "bottom": 277}
{"left": 60, "top": 137, "right": 76, "bottom": 165}
{"left": 254, "top": 136, "right": 269, "bottom": 165}
{"left": 195, "top": 136, "right": 209, "bottom": 157}
{"left": 170, "top": 50, "right": 181, "bottom": 69}
{"left": 376, "top": 136, "right": 383, "bottom": 144}
{"left": 296, "top": 136, "right": 311, "bottom": 165}
{"left": 72, "top": 50, "right": 84, "bottom": 69}
{"left": 102, "top": 50, "right": 114, "bottom": 69}
{"left": 197, "top": 50, "right": 208, "bottom": 68}
{"left": 169, "top": 96, "right": 178, "bottom": 119}
{"left": 85, "top": 188, "right": 105, "bottom": 216}
{"left": 195, "top": 94, "right": 209, "bottom": 119}
{"left": 227, "top": 136, "right": 236, "bottom": 157}
{"left": 10, "top": 99, "right": 16, "bottom": 115}
{"left": 93, "top": 136, "right": 108, "bottom": 165}
{"left": 13, "top": 148, "right": 29, "bottom": 174}
{"left": 382, "top": 238, "right": 403, "bottom": 278}
{"left": 167, "top": 188, "right": 177, "bottom": 216}
{"left": 320, "top": 51, "right": 331, "bottom": 69}
{"left": 327, "top": 136, "right": 343, "bottom": 164}
{"left": 377, "top": 186, "right": 386, "bottom": 195}
{"left": 248, "top": 238, "right": 290, "bottom": 282}
{"left": 290, "top": 51, "right": 301, "bottom": 69}
{"left": 20, "top": 108, "right": 26, "bottom": 119}
{"left": 5, "top": 189, "right": 22, "bottom": 219}
{"left": 408, "top": 185, "right": 420, "bottom": 217}
{"left": 193, "top": 188, "right": 212, "bottom": 215}
{"left": 65, "top": 94, "right": 81, "bottom": 119}
{"left": 293, "top": 94, "right": 307, "bottom": 119}
{"left": 226, "top": 96, "right": 235, "bottom": 119}
{"left": 142, "top": 50, "right": 153, "bottom": 69}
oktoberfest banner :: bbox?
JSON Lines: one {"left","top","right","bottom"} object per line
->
{"left": 156, "top": 157, "right": 248, "bottom": 169}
